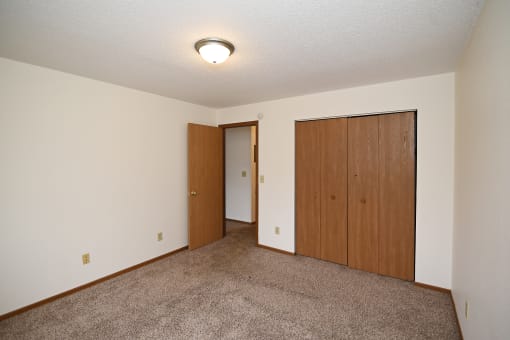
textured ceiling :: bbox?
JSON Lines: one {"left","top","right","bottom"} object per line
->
{"left": 0, "top": 0, "right": 484, "bottom": 108}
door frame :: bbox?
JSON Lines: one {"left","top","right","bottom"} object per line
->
{"left": 219, "top": 120, "right": 259, "bottom": 244}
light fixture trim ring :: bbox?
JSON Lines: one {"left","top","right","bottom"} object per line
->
{"left": 194, "top": 37, "right": 235, "bottom": 56}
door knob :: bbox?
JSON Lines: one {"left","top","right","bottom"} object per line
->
{"left": 190, "top": 191, "right": 198, "bottom": 196}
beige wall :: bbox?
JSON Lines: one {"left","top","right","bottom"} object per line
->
{"left": 0, "top": 58, "right": 216, "bottom": 315}
{"left": 453, "top": 0, "right": 510, "bottom": 338}
{"left": 217, "top": 73, "right": 456, "bottom": 289}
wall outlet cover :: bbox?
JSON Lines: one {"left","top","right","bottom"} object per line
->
{"left": 82, "top": 253, "right": 90, "bottom": 265}
{"left": 157, "top": 232, "right": 163, "bottom": 241}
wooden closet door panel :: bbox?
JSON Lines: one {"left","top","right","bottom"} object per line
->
{"left": 348, "top": 115, "right": 379, "bottom": 273}
{"left": 320, "top": 118, "right": 348, "bottom": 265}
{"left": 378, "top": 112, "right": 416, "bottom": 281}
{"left": 295, "top": 121, "right": 321, "bottom": 258}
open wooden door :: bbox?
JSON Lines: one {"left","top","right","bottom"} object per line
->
{"left": 188, "top": 123, "right": 223, "bottom": 250}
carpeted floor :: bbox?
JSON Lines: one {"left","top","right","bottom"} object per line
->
{"left": 0, "top": 221, "right": 460, "bottom": 339}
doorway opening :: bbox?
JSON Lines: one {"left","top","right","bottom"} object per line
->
{"left": 220, "top": 121, "right": 258, "bottom": 244}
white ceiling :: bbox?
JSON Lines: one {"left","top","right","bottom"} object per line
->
{"left": 0, "top": 0, "right": 484, "bottom": 108}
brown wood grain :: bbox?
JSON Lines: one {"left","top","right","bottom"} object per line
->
{"left": 257, "top": 244, "right": 295, "bottom": 256}
{"left": 225, "top": 218, "right": 256, "bottom": 225}
{"left": 295, "top": 120, "right": 321, "bottom": 258}
{"left": 414, "top": 282, "right": 450, "bottom": 294}
{"left": 251, "top": 126, "right": 257, "bottom": 223}
{"left": 219, "top": 121, "right": 259, "bottom": 129}
{"left": 378, "top": 112, "right": 416, "bottom": 280}
{"left": 320, "top": 118, "right": 348, "bottom": 265}
{"left": 348, "top": 115, "right": 380, "bottom": 273}
{"left": 188, "top": 123, "right": 224, "bottom": 250}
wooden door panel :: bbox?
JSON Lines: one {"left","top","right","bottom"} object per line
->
{"left": 320, "top": 118, "right": 348, "bottom": 265}
{"left": 188, "top": 123, "right": 223, "bottom": 250}
{"left": 378, "top": 112, "right": 416, "bottom": 280}
{"left": 295, "top": 121, "right": 321, "bottom": 258}
{"left": 348, "top": 116, "right": 379, "bottom": 273}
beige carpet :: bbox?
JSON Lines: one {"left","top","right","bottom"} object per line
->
{"left": 0, "top": 222, "right": 459, "bottom": 339}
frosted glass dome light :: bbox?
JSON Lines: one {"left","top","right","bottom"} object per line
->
{"left": 195, "top": 38, "right": 235, "bottom": 64}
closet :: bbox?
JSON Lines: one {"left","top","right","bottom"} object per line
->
{"left": 295, "top": 111, "right": 416, "bottom": 281}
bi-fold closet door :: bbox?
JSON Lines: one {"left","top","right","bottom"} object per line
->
{"left": 347, "top": 115, "right": 380, "bottom": 273}
{"left": 295, "top": 111, "right": 416, "bottom": 281}
{"left": 295, "top": 118, "right": 348, "bottom": 265}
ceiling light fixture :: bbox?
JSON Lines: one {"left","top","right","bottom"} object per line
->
{"left": 194, "top": 37, "right": 235, "bottom": 64}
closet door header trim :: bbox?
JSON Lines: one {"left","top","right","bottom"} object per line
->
{"left": 295, "top": 109, "right": 417, "bottom": 122}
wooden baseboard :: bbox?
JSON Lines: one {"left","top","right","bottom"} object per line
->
{"left": 414, "top": 282, "right": 463, "bottom": 340}
{"left": 256, "top": 243, "right": 295, "bottom": 256}
{"left": 414, "top": 282, "right": 451, "bottom": 294}
{"left": 0, "top": 246, "right": 188, "bottom": 321}
{"left": 225, "top": 218, "right": 255, "bottom": 225}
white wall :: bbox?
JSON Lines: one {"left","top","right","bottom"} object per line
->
{"left": 453, "top": 0, "right": 510, "bottom": 338}
{"left": 225, "top": 127, "right": 253, "bottom": 222}
{"left": 0, "top": 58, "right": 216, "bottom": 315}
{"left": 217, "top": 73, "right": 455, "bottom": 289}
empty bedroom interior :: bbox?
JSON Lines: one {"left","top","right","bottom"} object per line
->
{"left": 0, "top": 1, "right": 508, "bottom": 339}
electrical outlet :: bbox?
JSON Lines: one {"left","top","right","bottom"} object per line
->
{"left": 275, "top": 226, "right": 280, "bottom": 235}
{"left": 260, "top": 175, "right": 265, "bottom": 183}
{"left": 157, "top": 232, "right": 163, "bottom": 242}
{"left": 241, "top": 170, "right": 247, "bottom": 177}
{"left": 465, "top": 301, "right": 469, "bottom": 319}
{"left": 82, "top": 253, "right": 90, "bottom": 265}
